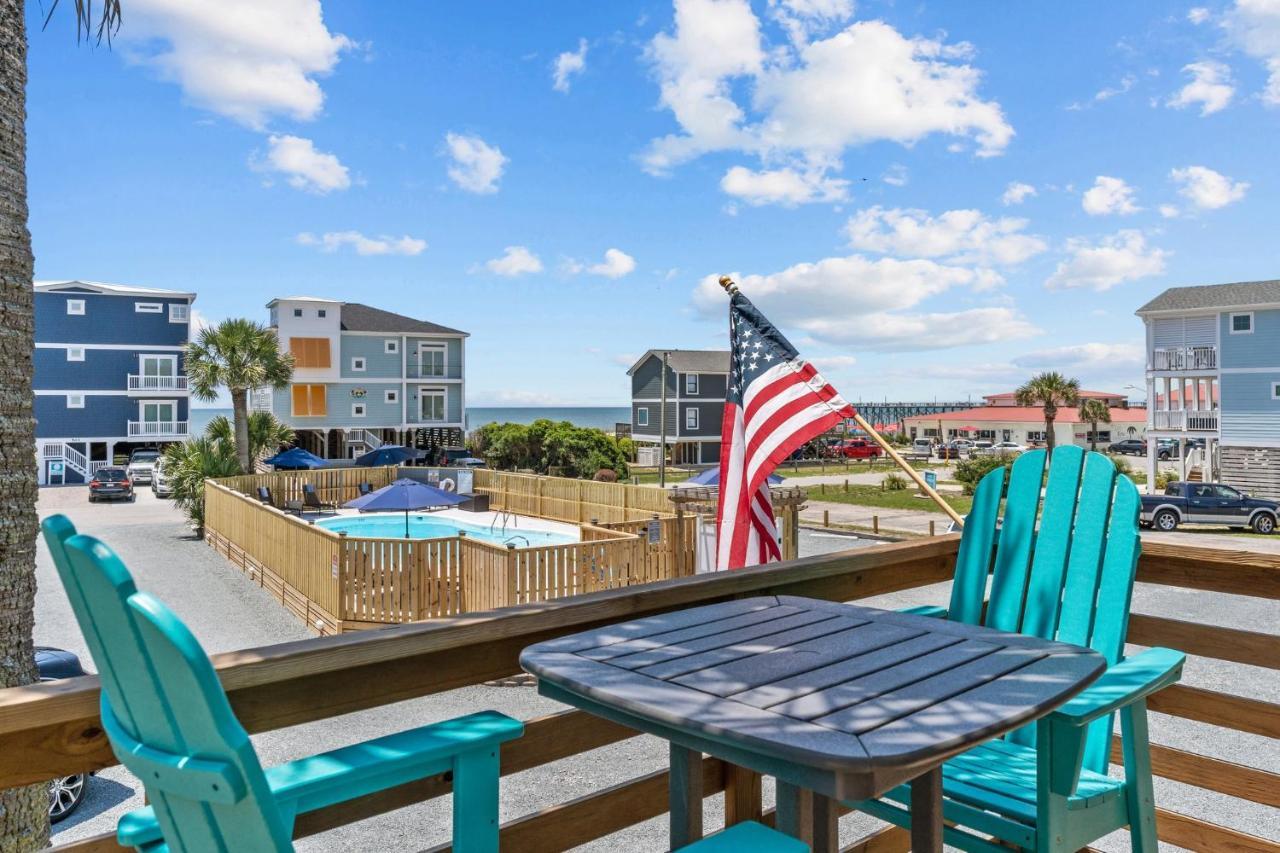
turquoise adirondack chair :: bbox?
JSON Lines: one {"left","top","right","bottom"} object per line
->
{"left": 41, "top": 514, "right": 523, "bottom": 853}
{"left": 851, "top": 447, "right": 1185, "bottom": 852}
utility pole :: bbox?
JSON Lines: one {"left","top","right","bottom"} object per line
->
{"left": 659, "top": 350, "right": 669, "bottom": 487}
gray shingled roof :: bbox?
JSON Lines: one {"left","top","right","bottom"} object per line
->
{"left": 1136, "top": 279, "right": 1280, "bottom": 315}
{"left": 627, "top": 349, "right": 730, "bottom": 375}
{"left": 340, "top": 303, "right": 467, "bottom": 336}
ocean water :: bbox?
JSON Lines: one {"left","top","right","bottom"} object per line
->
{"left": 190, "top": 406, "right": 631, "bottom": 435}
{"left": 189, "top": 407, "right": 231, "bottom": 436}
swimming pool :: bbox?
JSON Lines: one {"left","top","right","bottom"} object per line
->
{"left": 316, "top": 513, "right": 578, "bottom": 547}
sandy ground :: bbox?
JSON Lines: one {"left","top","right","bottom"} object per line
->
{"left": 32, "top": 485, "right": 1279, "bottom": 851}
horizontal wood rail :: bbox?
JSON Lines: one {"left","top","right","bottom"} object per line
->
{"left": 6, "top": 535, "right": 1276, "bottom": 852}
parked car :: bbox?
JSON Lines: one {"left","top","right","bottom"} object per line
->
{"left": 126, "top": 449, "right": 161, "bottom": 484}
{"left": 830, "top": 438, "right": 882, "bottom": 459}
{"left": 910, "top": 438, "right": 935, "bottom": 457}
{"left": 1140, "top": 482, "right": 1279, "bottom": 534}
{"left": 1109, "top": 438, "right": 1146, "bottom": 456}
{"left": 936, "top": 443, "right": 965, "bottom": 460}
{"left": 88, "top": 467, "right": 134, "bottom": 502}
{"left": 988, "top": 441, "right": 1028, "bottom": 456}
{"left": 36, "top": 648, "right": 92, "bottom": 822}
{"left": 970, "top": 440, "right": 994, "bottom": 455}
{"left": 151, "top": 457, "right": 172, "bottom": 497}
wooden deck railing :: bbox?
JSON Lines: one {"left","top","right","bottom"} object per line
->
{"left": 5, "top": 538, "right": 1276, "bottom": 851}
{"left": 474, "top": 469, "right": 671, "bottom": 523}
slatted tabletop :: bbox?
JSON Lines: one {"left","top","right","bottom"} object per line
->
{"left": 520, "top": 596, "right": 1105, "bottom": 850}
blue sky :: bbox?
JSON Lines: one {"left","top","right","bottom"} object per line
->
{"left": 26, "top": 1, "right": 1280, "bottom": 407}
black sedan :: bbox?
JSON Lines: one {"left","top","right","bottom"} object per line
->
{"left": 1109, "top": 439, "right": 1146, "bottom": 456}
{"left": 88, "top": 467, "right": 134, "bottom": 502}
{"left": 36, "top": 648, "right": 92, "bottom": 822}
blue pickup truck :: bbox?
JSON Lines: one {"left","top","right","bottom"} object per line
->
{"left": 1140, "top": 482, "right": 1279, "bottom": 534}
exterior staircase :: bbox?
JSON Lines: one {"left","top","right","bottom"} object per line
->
{"left": 347, "top": 429, "right": 384, "bottom": 454}
{"left": 42, "top": 442, "right": 108, "bottom": 480}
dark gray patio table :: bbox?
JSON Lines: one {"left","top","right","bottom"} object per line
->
{"left": 519, "top": 595, "right": 1105, "bottom": 852}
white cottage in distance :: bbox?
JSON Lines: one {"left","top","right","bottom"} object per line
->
{"left": 1137, "top": 279, "right": 1280, "bottom": 497}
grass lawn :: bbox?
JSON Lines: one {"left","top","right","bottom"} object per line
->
{"left": 806, "top": 484, "right": 974, "bottom": 515}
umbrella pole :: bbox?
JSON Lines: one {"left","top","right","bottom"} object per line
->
{"left": 405, "top": 509, "right": 410, "bottom": 538}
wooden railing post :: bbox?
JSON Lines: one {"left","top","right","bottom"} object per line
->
{"left": 673, "top": 505, "right": 686, "bottom": 577}
{"left": 505, "top": 543, "right": 518, "bottom": 608}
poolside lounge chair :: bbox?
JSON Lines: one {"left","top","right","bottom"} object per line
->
{"left": 850, "top": 446, "right": 1185, "bottom": 852}
{"left": 358, "top": 482, "right": 374, "bottom": 496}
{"left": 301, "top": 483, "right": 337, "bottom": 514}
{"left": 41, "top": 514, "right": 523, "bottom": 853}
{"left": 256, "top": 486, "right": 275, "bottom": 505}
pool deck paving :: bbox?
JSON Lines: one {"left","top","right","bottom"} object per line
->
{"left": 32, "top": 484, "right": 1279, "bottom": 851}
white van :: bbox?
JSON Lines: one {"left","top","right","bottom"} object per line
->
{"left": 912, "top": 438, "right": 934, "bottom": 456}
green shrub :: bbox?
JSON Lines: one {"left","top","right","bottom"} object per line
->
{"left": 1106, "top": 453, "right": 1132, "bottom": 475}
{"left": 163, "top": 437, "right": 242, "bottom": 536}
{"left": 882, "top": 472, "right": 909, "bottom": 490}
{"left": 954, "top": 454, "right": 1013, "bottom": 495}
{"left": 466, "top": 419, "right": 630, "bottom": 479}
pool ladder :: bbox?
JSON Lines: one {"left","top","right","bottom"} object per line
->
{"left": 489, "top": 507, "right": 517, "bottom": 539}
{"left": 503, "top": 535, "right": 531, "bottom": 548}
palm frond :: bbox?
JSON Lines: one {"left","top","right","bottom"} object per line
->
{"left": 44, "top": 0, "right": 123, "bottom": 46}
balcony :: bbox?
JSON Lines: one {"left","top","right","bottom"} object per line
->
{"left": 1152, "top": 409, "right": 1219, "bottom": 431}
{"left": 126, "top": 420, "right": 189, "bottom": 438}
{"left": 405, "top": 364, "right": 454, "bottom": 380}
{"left": 127, "top": 374, "right": 188, "bottom": 392}
{"left": 1152, "top": 345, "right": 1217, "bottom": 371}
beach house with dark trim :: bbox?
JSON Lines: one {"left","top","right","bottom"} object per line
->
{"left": 627, "top": 350, "right": 729, "bottom": 465}
{"left": 34, "top": 280, "right": 196, "bottom": 484}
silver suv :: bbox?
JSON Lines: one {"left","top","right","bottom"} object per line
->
{"left": 151, "top": 457, "right": 173, "bottom": 497}
{"left": 126, "top": 449, "right": 161, "bottom": 484}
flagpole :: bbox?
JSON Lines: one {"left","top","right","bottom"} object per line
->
{"left": 717, "top": 276, "right": 965, "bottom": 530}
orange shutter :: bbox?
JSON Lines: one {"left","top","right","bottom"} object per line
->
{"left": 291, "top": 385, "right": 310, "bottom": 416}
{"left": 309, "top": 385, "right": 327, "bottom": 416}
{"left": 314, "top": 338, "right": 331, "bottom": 368}
{"left": 289, "top": 338, "right": 332, "bottom": 369}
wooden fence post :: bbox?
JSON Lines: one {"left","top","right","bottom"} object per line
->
{"left": 823, "top": 509, "right": 829, "bottom": 527}
{"left": 504, "top": 543, "right": 518, "bottom": 608}
{"left": 929, "top": 520, "right": 936, "bottom": 537}
{"left": 873, "top": 515, "right": 879, "bottom": 535}
{"left": 673, "top": 504, "right": 686, "bottom": 576}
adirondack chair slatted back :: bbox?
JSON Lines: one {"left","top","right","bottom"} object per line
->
{"left": 947, "top": 446, "right": 1141, "bottom": 773}
{"left": 42, "top": 516, "right": 292, "bottom": 852}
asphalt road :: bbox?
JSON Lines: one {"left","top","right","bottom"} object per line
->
{"left": 32, "top": 485, "right": 1279, "bottom": 851}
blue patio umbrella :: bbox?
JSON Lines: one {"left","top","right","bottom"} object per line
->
{"left": 353, "top": 445, "right": 425, "bottom": 467}
{"left": 262, "top": 447, "right": 326, "bottom": 470}
{"left": 343, "top": 478, "right": 466, "bottom": 537}
{"left": 684, "top": 467, "right": 783, "bottom": 486}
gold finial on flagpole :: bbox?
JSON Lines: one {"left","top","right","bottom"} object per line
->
{"left": 719, "top": 275, "right": 739, "bottom": 295}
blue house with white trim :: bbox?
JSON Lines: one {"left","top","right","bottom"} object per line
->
{"left": 35, "top": 280, "right": 195, "bottom": 484}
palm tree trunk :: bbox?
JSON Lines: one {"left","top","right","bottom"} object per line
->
{"left": 0, "top": 0, "right": 51, "bottom": 845}
{"left": 231, "top": 388, "right": 252, "bottom": 473}
{"left": 1090, "top": 421, "right": 1098, "bottom": 451}
{"left": 1044, "top": 413, "right": 1056, "bottom": 453}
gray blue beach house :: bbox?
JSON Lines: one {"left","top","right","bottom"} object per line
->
{"left": 1138, "top": 279, "right": 1280, "bottom": 497}
{"left": 34, "top": 280, "right": 196, "bottom": 484}
{"left": 628, "top": 350, "right": 729, "bottom": 465}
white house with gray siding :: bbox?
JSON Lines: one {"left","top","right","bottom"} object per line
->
{"left": 627, "top": 350, "right": 729, "bottom": 465}
{"left": 257, "top": 297, "right": 467, "bottom": 458}
{"left": 1137, "top": 279, "right": 1280, "bottom": 497}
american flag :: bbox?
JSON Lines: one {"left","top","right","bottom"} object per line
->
{"left": 716, "top": 289, "right": 856, "bottom": 570}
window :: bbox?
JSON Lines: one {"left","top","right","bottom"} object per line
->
{"left": 636, "top": 407, "right": 649, "bottom": 427}
{"left": 66, "top": 299, "right": 85, "bottom": 315}
{"left": 685, "top": 374, "right": 699, "bottom": 395}
{"left": 67, "top": 394, "right": 84, "bottom": 409}
{"left": 686, "top": 408, "right": 699, "bottom": 430}
{"left": 351, "top": 356, "right": 366, "bottom": 372}
{"left": 1027, "top": 430, "right": 1046, "bottom": 442}
{"left": 135, "top": 302, "right": 162, "bottom": 313}
{"left": 1230, "top": 312, "right": 1254, "bottom": 334}
{"left": 138, "top": 354, "right": 176, "bottom": 388}
{"left": 294, "top": 308, "right": 303, "bottom": 317}
{"left": 352, "top": 403, "right": 366, "bottom": 418}
{"left": 416, "top": 343, "right": 446, "bottom": 377}
{"left": 419, "top": 387, "right": 446, "bottom": 422}
{"left": 1213, "top": 485, "right": 1241, "bottom": 500}
{"left": 66, "top": 347, "right": 84, "bottom": 362}
{"left": 385, "top": 389, "right": 399, "bottom": 405}
{"left": 978, "top": 429, "right": 996, "bottom": 440}
{"left": 290, "top": 384, "right": 328, "bottom": 417}
{"left": 289, "top": 337, "right": 332, "bottom": 368}
{"left": 385, "top": 339, "right": 399, "bottom": 354}
{"left": 168, "top": 304, "right": 189, "bottom": 323}
{"left": 318, "top": 309, "right": 327, "bottom": 318}
{"left": 1273, "top": 382, "right": 1280, "bottom": 401}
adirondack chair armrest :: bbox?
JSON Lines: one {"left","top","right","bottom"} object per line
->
{"left": 898, "top": 604, "right": 948, "bottom": 619}
{"left": 1046, "top": 647, "right": 1185, "bottom": 728}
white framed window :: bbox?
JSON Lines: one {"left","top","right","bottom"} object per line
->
{"left": 385, "top": 389, "right": 399, "bottom": 404}
{"left": 168, "top": 304, "right": 189, "bottom": 323}
{"left": 416, "top": 343, "right": 446, "bottom": 377}
{"left": 135, "top": 302, "right": 162, "bottom": 313}
{"left": 318, "top": 309, "right": 327, "bottom": 318}
{"left": 686, "top": 408, "right": 699, "bottom": 430}
{"left": 385, "top": 339, "right": 399, "bottom": 354}
{"left": 685, "top": 373, "right": 699, "bottom": 395}
{"left": 636, "top": 407, "right": 649, "bottom": 427}
{"left": 419, "top": 386, "right": 446, "bottom": 422}
{"left": 1230, "top": 312, "right": 1254, "bottom": 334}
{"left": 66, "top": 347, "right": 85, "bottom": 362}
{"left": 1272, "top": 382, "right": 1280, "bottom": 401}
{"left": 66, "top": 299, "right": 85, "bottom": 315}
{"left": 352, "top": 402, "right": 367, "bottom": 418}
{"left": 351, "top": 356, "right": 366, "bottom": 372}
{"left": 67, "top": 394, "right": 84, "bottom": 409}
{"left": 294, "top": 308, "right": 303, "bottom": 317}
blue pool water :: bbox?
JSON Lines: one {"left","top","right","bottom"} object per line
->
{"left": 316, "top": 513, "right": 578, "bottom": 547}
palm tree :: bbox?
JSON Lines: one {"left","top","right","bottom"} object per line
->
{"left": 1015, "top": 372, "right": 1081, "bottom": 454}
{"left": 1, "top": 1, "right": 121, "bottom": 845}
{"left": 162, "top": 437, "right": 243, "bottom": 537}
{"left": 186, "top": 319, "right": 294, "bottom": 474}
{"left": 1077, "top": 398, "right": 1112, "bottom": 451}
{"left": 205, "top": 411, "right": 295, "bottom": 464}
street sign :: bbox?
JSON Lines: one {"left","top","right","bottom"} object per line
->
{"left": 924, "top": 471, "right": 937, "bottom": 490}
{"left": 647, "top": 519, "right": 661, "bottom": 545}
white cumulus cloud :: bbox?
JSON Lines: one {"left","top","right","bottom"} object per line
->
{"left": 1170, "top": 165, "right": 1250, "bottom": 209}
{"left": 720, "top": 165, "right": 849, "bottom": 206}
{"left": 1226, "top": 0, "right": 1280, "bottom": 105}
{"left": 1081, "top": 176, "right": 1141, "bottom": 216}
{"left": 1046, "top": 230, "right": 1168, "bottom": 291}
{"left": 1013, "top": 342, "right": 1144, "bottom": 372}
{"left": 1001, "top": 182, "right": 1036, "bottom": 205}
{"left": 483, "top": 246, "right": 543, "bottom": 277}
{"left": 296, "top": 231, "right": 426, "bottom": 256}
{"left": 444, "top": 133, "right": 508, "bottom": 194}
{"left": 587, "top": 248, "right": 637, "bottom": 279}
{"left": 553, "top": 39, "right": 588, "bottom": 92}
{"left": 257, "top": 134, "right": 350, "bottom": 193}
{"left": 844, "top": 206, "right": 1047, "bottom": 267}
{"left": 1167, "top": 61, "right": 1235, "bottom": 115}
{"left": 1188, "top": 7, "right": 1211, "bottom": 24}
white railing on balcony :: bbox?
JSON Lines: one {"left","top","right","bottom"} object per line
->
{"left": 127, "top": 420, "right": 189, "bottom": 437}
{"left": 347, "top": 428, "right": 383, "bottom": 450}
{"left": 128, "top": 374, "right": 188, "bottom": 391}
{"left": 1152, "top": 345, "right": 1217, "bottom": 371}
{"left": 1152, "top": 410, "right": 1220, "bottom": 431}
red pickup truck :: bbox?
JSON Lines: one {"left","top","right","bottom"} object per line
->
{"left": 830, "top": 439, "right": 882, "bottom": 459}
